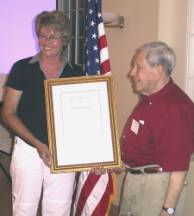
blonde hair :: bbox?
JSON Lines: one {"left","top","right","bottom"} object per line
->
{"left": 35, "top": 10, "right": 70, "bottom": 43}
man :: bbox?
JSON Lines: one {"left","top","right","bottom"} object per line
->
{"left": 119, "top": 41, "right": 194, "bottom": 216}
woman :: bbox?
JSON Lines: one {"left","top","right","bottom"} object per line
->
{"left": 3, "top": 10, "right": 85, "bottom": 216}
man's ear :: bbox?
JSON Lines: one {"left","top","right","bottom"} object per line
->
{"left": 154, "top": 64, "right": 164, "bottom": 79}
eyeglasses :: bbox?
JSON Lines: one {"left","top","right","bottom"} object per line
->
{"left": 38, "top": 34, "right": 63, "bottom": 42}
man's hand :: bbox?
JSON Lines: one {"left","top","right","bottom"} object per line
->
{"left": 90, "top": 164, "right": 126, "bottom": 175}
{"left": 109, "top": 163, "right": 126, "bottom": 174}
{"left": 90, "top": 166, "right": 107, "bottom": 175}
{"left": 110, "top": 166, "right": 125, "bottom": 174}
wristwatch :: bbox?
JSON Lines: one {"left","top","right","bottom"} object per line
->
{"left": 162, "top": 206, "right": 175, "bottom": 215}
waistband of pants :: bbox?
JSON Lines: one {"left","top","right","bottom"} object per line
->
{"left": 125, "top": 165, "right": 163, "bottom": 174}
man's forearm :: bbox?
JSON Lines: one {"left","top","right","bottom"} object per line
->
{"left": 163, "top": 171, "right": 187, "bottom": 211}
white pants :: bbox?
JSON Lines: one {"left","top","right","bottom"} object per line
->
{"left": 11, "top": 137, "right": 75, "bottom": 216}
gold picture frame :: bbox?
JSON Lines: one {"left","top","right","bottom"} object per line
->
{"left": 44, "top": 75, "right": 121, "bottom": 173}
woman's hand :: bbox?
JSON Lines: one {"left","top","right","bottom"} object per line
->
{"left": 36, "top": 142, "right": 51, "bottom": 167}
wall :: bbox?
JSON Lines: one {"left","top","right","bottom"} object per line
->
{"left": 185, "top": 0, "right": 194, "bottom": 101}
{"left": 158, "top": 0, "right": 188, "bottom": 89}
{"left": 102, "top": 0, "right": 159, "bottom": 132}
{"left": 102, "top": 0, "right": 190, "bottom": 212}
{"left": 103, "top": 0, "right": 188, "bottom": 136}
{"left": 0, "top": 1, "right": 57, "bottom": 163}
{"left": 0, "top": 74, "right": 7, "bottom": 100}
{"left": 102, "top": 0, "right": 160, "bottom": 206}
{"left": 0, "top": 1, "right": 57, "bottom": 101}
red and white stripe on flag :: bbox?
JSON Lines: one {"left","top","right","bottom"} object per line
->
{"left": 98, "top": 20, "right": 111, "bottom": 74}
{"left": 74, "top": 172, "right": 114, "bottom": 216}
{"left": 73, "top": 0, "right": 114, "bottom": 215}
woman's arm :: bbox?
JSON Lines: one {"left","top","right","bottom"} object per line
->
{"left": 2, "top": 87, "right": 51, "bottom": 166}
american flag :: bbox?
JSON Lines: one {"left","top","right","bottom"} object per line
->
{"left": 73, "top": 0, "right": 114, "bottom": 215}
{"left": 85, "top": 0, "right": 111, "bottom": 75}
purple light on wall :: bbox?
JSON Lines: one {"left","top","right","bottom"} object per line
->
{"left": 0, "top": 0, "right": 56, "bottom": 74}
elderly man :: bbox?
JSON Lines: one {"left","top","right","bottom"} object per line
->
{"left": 119, "top": 41, "right": 194, "bottom": 216}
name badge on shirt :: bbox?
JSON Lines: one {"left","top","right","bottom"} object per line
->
{"left": 131, "top": 119, "right": 140, "bottom": 135}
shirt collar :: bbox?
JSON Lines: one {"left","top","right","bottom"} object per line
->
{"left": 28, "top": 53, "right": 69, "bottom": 68}
{"left": 29, "top": 53, "right": 39, "bottom": 64}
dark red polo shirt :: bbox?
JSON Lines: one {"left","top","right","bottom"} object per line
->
{"left": 121, "top": 79, "right": 194, "bottom": 171}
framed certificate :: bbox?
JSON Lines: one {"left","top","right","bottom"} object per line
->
{"left": 44, "top": 75, "right": 121, "bottom": 173}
